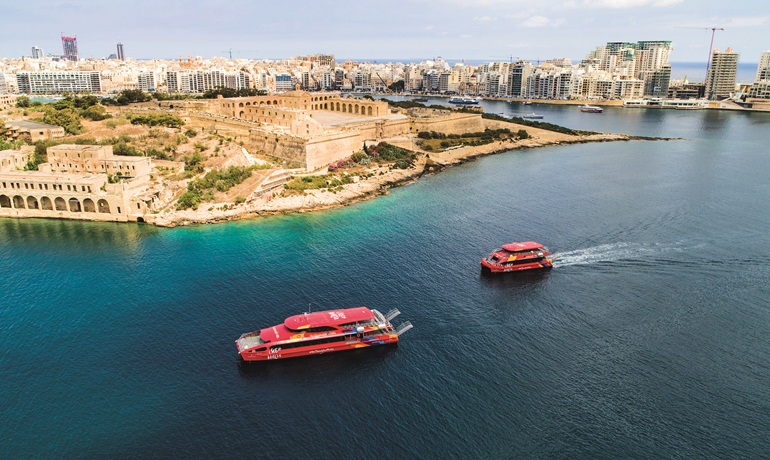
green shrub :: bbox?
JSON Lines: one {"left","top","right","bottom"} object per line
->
{"left": 440, "top": 140, "right": 450, "bottom": 148}
{"left": 423, "top": 144, "right": 433, "bottom": 151}
{"left": 184, "top": 129, "right": 197, "bottom": 138}
{"left": 113, "top": 141, "right": 142, "bottom": 156}
{"left": 517, "top": 129, "right": 529, "bottom": 139}
{"left": 127, "top": 113, "right": 184, "bottom": 128}
{"left": 234, "top": 196, "right": 246, "bottom": 204}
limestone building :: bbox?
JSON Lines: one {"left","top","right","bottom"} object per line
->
{"left": 4, "top": 121, "right": 65, "bottom": 142}
{"left": 0, "top": 144, "right": 166, "bottom": 223}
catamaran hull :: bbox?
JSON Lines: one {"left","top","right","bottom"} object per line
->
{"left": 238, "top": 334, "right": 399, "bottom": 361}
{"left": 480, "top": 259, "right": 553, "bottom": 273}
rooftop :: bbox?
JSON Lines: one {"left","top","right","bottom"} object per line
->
{"left": 6, "top": 120, "right": 60, "bottom": 130}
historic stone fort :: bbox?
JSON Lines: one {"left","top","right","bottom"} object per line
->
{"left": 148, "top": 91, "right": 486, "bottom": 170}
{"left": 2, "top": 91, "right": 489, "bottom": 223}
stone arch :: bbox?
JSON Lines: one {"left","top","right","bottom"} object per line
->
{"left": 266, "top": 100, "right": 271, "bottom": 105}
{"left": 40, "top": 196, "right": 53, "bottom": 210}
{"left": 98, "top": 199, "right": 110, "bottom": 213}
{"left": 239, "top": 111, "right": 245, "bottom": 118}
{"left": 273, "top": 100, "right": 278, "bottom": 105}
{"left": 342, "top": 104, "right": 347, "bottom": 112}
{"left": 13, "top": 195, "right": 25, "bottom": 209}
{"left": 348, "top": 104, "right": 353, "bottom": 113}
{"left": 0, "top": 195, "right": 10, "bottom": 208}
{"left": 137, "top": 217, "right": 145, "bottom": 223}
{"left": 245, "top": 102, "right": 251, "bottom": 106}
{"left": 238, "top": 102, "right": 244, "bottom": 107}
{"left": 336, "top": 102, "right": 340, "bottom": 111}
{"left": 324, "top": 103, "right": 328, "bottom": 110}
{"left": 355, "top": 105, "right": 360, "bottom": 114}
{"left": 83, "top": 198, "right": 96, "bottom": 212}
{"left": 27, "top": 196, "right": 39, "bottom": 209}
{"left": 69, "top": 198, "right": 81, "bottom": 212}
{"left": 368, "top": 106, "right": 373, "bottom": 116}
{"left": 54, "top": 197, "right": 67, "bottom": 211}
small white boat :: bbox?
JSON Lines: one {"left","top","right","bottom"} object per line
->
{"left": 579, "top": 104, "right": 603, "bottom": 113}
{"left": 522, "top": 113, "right": 543, "bottom": 119}
{"left": 523, "top": 101, "right": 532, "bottom": 105}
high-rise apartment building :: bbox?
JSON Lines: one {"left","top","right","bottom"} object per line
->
{"left": 509, "top": 62, "right": 533, "bottom": 97}
{"left": 705, "top": 48, "right": 739, "bottom": 100}
{"left": 61, "top": 35, "right": 78, "bottom": 61}
{"left": 316, "top": 54, "right": 335, "bottom": 69}
{"left": 117, "top": 42, "right": 125, "bottom": 61}
{"left": 642, "top": 64, "right": 671, "bottom": 97}
{"left": 756, "top": 51, "right": 770, "bottom": 82}
{"left": 16, "top": 71, "right": 101, "bottom": 94}
{"left": 31, "top": 46, "right": 44, "bottom": 59}
{"left": 137, "top": 72, "right": 155, "bottom": 92}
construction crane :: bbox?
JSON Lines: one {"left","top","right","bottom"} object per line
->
{"left": 491, "top": 55, "right": 520, "bottom": 64}
{"left": 677, "top": 26, "right": 724, "bottom": 82}
{"left": 220, "top": 49, "right": 259, "bottom": 59}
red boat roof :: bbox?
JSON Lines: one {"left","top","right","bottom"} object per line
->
{"left": 285, "top": 307, "right": 374, "bottom": 331}
{"left": 502, "top": 241, "right": 545, "bottom": 252}
{"left": 257, "top": 307, "right": 376, "bottom": 344}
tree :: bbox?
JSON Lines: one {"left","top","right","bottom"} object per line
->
{"left": 42, "top": 107, "right": 82, "bottom": 135}
{"left": 16, "top": 96, "right": 30, "bottom": 108}
{"left": 81, "top": 104, "right": 110, "bottom": 121}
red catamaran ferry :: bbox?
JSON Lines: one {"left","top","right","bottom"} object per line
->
{"left": 236, "top": 307, "right": 413, "bottom": 361}
{"left": 480, "top": 241, "right": 553, "bottom": 273}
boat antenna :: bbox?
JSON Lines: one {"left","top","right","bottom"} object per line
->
{"left": 307, "top": 303, "right": 311, "bottom": 314}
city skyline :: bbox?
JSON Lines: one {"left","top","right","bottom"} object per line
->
{"left": 0, "top": 0, "right": 767, "bottom": 62}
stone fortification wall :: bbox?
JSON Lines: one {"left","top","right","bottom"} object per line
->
{"left": 247, "top": 131, "right": 308, "bottom": 168}
{"left": 0, "top": 172, "right": 132, "bottom": 222}
{"left": 409, "top": 113, "right": 486, "bottom": 135}
{"left": 305, "top": 131, "right": 364, "bottom": 170}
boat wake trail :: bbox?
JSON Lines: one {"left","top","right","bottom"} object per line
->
{"left": 552, "top": 242, "right": 693, "bottom": 268}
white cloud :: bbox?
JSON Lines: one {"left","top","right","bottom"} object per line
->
{"left": 474, "top": 16, "right": 496, "bottom": 21}
{"left": 562, "top": 0, "right": 684, "bottom": 8}
{"left": 520, "top": 15, "right": 564, "bottom": 27}
{"left": 425, "top": 25, "right": 434, "bottom": 30}
{"left": 505, "top": 12, "right": 531, "bottom": 19}
{"left": 725, "top": 16, "right": 769, "bottom": 27}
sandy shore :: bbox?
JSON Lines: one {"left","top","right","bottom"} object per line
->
{"left": 147, "top": 126, "right": 656, "bottom": 227}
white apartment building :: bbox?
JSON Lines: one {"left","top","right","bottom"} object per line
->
{"left": 16, "top": 71, "right": 103, "bottom": 94}
{"left": 757, "top": 51, "right": 770, "bottom": 82}
{"left": 705, "top": 48, "right": 739, "bottom": 100}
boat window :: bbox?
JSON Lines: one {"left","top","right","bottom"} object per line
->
{"left": 306, "top": 326, "right": 335, "bottom": 332}
{"left": 279, "top": 335, "right": 348, "bottom": 349}
{"left": 253, "top": 347, "right": 265, "bottom": 352}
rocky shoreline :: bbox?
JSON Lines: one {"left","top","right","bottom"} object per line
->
{"left": 147, "top": 130, "right": 674, "bottom": 228}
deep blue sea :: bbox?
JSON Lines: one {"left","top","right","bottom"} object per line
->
{"left": 2, "top": 102, "right": 770, "bottom": 459}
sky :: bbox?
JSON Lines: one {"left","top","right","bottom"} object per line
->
{"left": 0, "top": 0, "right": 767, "bottom": 63}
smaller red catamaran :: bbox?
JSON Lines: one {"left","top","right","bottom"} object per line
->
{"left": 480, "top": 241, "right": 553, "bottom": 273}
{"left": 236, "top": 307, "right": 413, "bottom": 361}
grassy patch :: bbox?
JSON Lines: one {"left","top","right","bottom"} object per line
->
{"left": 482, "top": 113, "right": 597, "bottom": 136}
{"left": 284, "top": 174, "right": 354, "bottom": 191}
{"left": 176, "top": 164, "right": 272, "bottom": 210}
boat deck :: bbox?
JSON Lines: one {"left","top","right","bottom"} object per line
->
{"left": 238, "top": 332, "right": 263, "bottom": 351}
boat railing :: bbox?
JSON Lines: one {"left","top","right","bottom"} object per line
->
{"left": 396, "top": 321, "right": 413, "bottom": 336}
{"left": 384, "top": 308, "right": 401, "bottom": 321}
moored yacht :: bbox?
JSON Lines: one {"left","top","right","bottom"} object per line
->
{"left": 580, "top": 104, "right": 603, "bottom": 113}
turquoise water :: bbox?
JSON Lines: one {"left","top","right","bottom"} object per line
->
{"left": 2, "top": 106, "right": 770, "bottom": 458}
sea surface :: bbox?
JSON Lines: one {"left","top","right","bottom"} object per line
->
{"left": 2, "top": 104, "right": 770, "bottom": 459}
